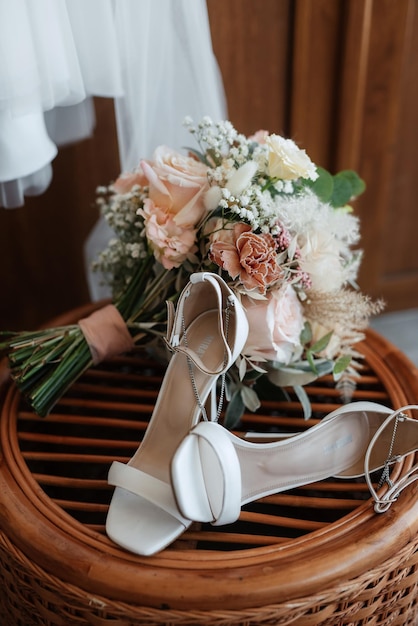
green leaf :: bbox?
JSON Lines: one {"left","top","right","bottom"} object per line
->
{"left": 223, "top": 389, "right": 245, "bottom": 430}
{"left": 300, "top": 321, "right": 312, "bottom": 346}
{"left": 306, "top": 350, "right": 317, "bottom": 374}
{"left": 330, "top": 173, "right": 353, "bottom": 208}
{"left": 333, "top": 354, "right": 352, "bottom": 376}
{"left": 337, "top": 170, "right": 366, "bottom": 198}
{"left": 310, "top": 331, "right": 333, "bottom": 354}
{"left": 306, "top": 166, "right": 334, "bottom": 202}
{"left": 293, "top": 385, "right": 312, "bottom": 420}
{"left": 267, "top": 365, "right": 319, "bottom": 387}
{"left": 285, "top": 357, "right": 334, "bottom": 378}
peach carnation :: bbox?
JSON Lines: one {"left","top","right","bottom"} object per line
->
{"left": 209, "top": 221, "right": 282, "bottom": 293}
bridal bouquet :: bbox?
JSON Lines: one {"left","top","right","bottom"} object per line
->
{"left": 0, "top": 117, "right": 382, "bottom": 421}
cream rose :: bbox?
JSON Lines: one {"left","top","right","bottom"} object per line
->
{"left": 266, "top": 135, "right": 318, "bottom": 181}
{"left": 140, "top": 146, "right": 210, "bottom": 228}
{"left": 242, "top": 285, "right": 305, "bottom": 364}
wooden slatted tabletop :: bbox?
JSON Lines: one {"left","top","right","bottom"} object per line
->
{"left": 1, "top": 307, "right": 418, "bottom": 624}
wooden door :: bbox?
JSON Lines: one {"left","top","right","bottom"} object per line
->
{"left": 1, "top": 0, "right": 417, "bottom": 331}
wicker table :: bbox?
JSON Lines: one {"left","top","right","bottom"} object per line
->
{"left": 1, "top": 303, "right": 418, "bottom": 625}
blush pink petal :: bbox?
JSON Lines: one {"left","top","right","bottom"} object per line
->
{"left": 173, "top": 185, "right": 207, "bottom": 228}
{"left": 112, "top": 169, "right": 147, "bottom": 194}
{"left": 140, "top": 160, "right": 171, "bottom": 209}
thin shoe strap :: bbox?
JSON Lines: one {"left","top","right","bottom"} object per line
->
{"left": 165, "top": 274, "right": 233, "bottom": 375}
{"left": 364, "top": 405, "right": 418, "bottom": 512}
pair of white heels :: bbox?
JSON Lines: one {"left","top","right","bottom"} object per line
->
{"left": 106, "top": 272, "right": 418, "bottom": 556}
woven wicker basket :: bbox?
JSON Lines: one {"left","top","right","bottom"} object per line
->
{"left": 1, "top": 302, "right": 418, "bottom": 625}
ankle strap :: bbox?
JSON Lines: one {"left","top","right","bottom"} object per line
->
{"left": 364, "top": 405, "right": 418, "bottom": 513}
{"left": 165, "top": 273, "right": 235, "bottom": 375}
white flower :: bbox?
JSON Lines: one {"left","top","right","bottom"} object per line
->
{"left": 266, "top": 135, "right": 318, "bottom": 181}
{"left": 299, "top": 231, "right": 348, "bottom": 292}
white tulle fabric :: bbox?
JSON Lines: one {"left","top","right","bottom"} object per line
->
{"left": 0, "top": 0, "right": 226, "bottom": 210}
{"left": 85, "top": 0, "right": 227, "bottom": 300}
{"left": 0, "top": 0, "right": 124, "bottom": 207}
{"left": 112, "top": 0, "right": 226, "bottom": 172}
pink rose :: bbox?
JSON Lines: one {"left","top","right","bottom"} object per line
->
{"left": 141, "top": 199, "right": 197, "bottom": 270}
{"left": 242, "top": 285, "right": 305, "bottom": 364}
{"left": 140, "top": 146, "right": 210, "bottom": 228}
{"left": 112, "top": 168, "right": 147, "bottom": 194}
{"left": 209, "top": 221, "right": 282, "bottom": 293}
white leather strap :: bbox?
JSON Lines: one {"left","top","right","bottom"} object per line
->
{"left": 165, "top": 272, "right": 242, "bottom": 375}
{"left": 108, "top": 461, "right": 189, "bottom": 525}
{"left": 171, "top": 421, "right": 242, "bottom": 526}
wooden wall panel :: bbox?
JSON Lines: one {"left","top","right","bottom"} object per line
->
{"left": 207, "top": 0, "right": 292, "bottom": 136}
{"left": 289, "top": 0, "right": 345, "bottom": 168}
{"left": 354, "top": 0, "right": 418, "bottom": 308}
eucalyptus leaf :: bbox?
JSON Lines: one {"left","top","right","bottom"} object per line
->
{"left": 306, "top": 166, "right": 334, "bottom": 202}
{"left": 300, "top": 321, "right": 312, "bottom": 346}
{"left": 333, "top": 354, "right": 352, "bottom": 376}
{"left": 336, "top": 170, "right": 366, "bottom": 198}
{"left": 266, "top": 365, "right": 319, "bottom": 387}
{"left": 241, "top": 385, "right": 261, "bottom": 412}
{"left": 330, "top": 173, "right": 353, "bottom": 208}
{"left": 238, "top": 357, "right": 247, "bottom": 380}
{"left": 310, "top": 359, "right": 335, "bottom": 377}
{"left": 223, "top": 388, "right": 245, "bottom": 430}
{"left": 293, "top": 385, "right": 312, "bottom": 420}
{"left": 310, "top": 331, "right": 333, "bottom": 354}
{"left": 277, "top": 358, "right": 319, "bottom": 373}
{"left": 306, "top": 350, "right": 317, "bottom": 374}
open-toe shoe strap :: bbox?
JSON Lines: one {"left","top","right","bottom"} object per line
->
{"left": 108, "top": 461, "right": 190, "bottom": 526}
{"left": 165, "top": 273, "right": 234, "bottom": 374}
{"left": 364, "top": 404, "right": 418, "bottom": 513}
{"left": 171, "top": 421, "right": 242, "bottom": 526}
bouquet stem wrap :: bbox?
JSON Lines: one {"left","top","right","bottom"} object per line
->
{"left": 78, "top": 305, "right": 134, "bottom": 365}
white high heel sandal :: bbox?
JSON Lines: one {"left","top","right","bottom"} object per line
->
{"left": 105, "top": 272, "right": 249, "bottom": 555}
{"left": 171, "top": 402, "right": 418, "bottom": 526}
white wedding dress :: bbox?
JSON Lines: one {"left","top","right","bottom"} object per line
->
{"left": 0, "top": 0, "right": 226, "bottom": 297}
{"left": 0, "top": 0, "right": 225, "bottom": 198}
